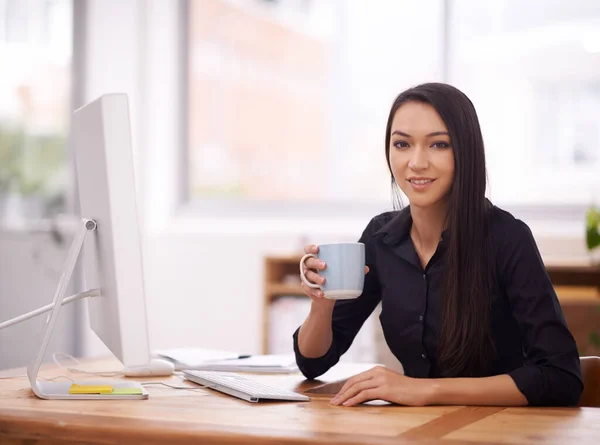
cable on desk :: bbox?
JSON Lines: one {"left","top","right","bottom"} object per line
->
{"left": 139, "top": 381, "right": 206, "bottom": 390}
{"left": 40, "top": 375, "right": 77, "bottom": 383}
{"left": 2, "top": 353, "right": 207, "bottom": 391}
{"left": 0, "top": 374, "right": 26, "bottom": 380}
{"left": 54, "top": 352, "right": 207, "bottom": 391}
{"left": 53, "top": 352, "right": 124, "bottom": 377}
{"left": 0, "top": 373, "right": 76, "bottom": 382}
{"left": 0, "top": 353, "right": 97, "bottom": 380}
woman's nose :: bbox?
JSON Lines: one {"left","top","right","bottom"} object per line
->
{"left": 408, "top": 148, "right": 429, "bottom": 170}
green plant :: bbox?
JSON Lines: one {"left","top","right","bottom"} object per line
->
{"left": 0, "top": 123, "right": 67, "bottom": 198}
{"left": 586, "top": 206, "right": 600, "bottom": 351}
{"left": 587, "top": 206, "right": 600, "bottom": 251}
{"left": 0, "top": 124, "right": 24, "bottom": 192}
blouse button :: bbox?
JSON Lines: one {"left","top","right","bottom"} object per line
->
{"left": 419, "top": 315, "right": 424, "bottom": 321}
{"left": 421, "top": 353, "right": 427, "bottom": 359}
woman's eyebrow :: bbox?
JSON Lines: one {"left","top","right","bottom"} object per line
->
{"left": 391, "top": 130, "right": 449, "bottom": 137}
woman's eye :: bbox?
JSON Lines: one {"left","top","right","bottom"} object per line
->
{"left": 394, "top": 141, "right": 409, "bottom": 149}
{"left": 432, "top": 141, "right": 450, "bottom": 149}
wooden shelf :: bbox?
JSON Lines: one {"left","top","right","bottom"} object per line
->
{"left": 547, "top": 265, "right": 600, "bottom": 288}
{"left": 263, "top": 255, "right": 304, "bottom": 353}
{"left": 555, "top": 286, "right": 600, "bottom": 302}
{"left": 266, "top": 284, "right": 303, "bottom": 298}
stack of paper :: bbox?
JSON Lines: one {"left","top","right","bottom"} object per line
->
{"left": 155, "top": 348, "right": 299, "bottom": 373}
{"left": 192, "top": 354, "right": 299, "bottom": 374}
{"left": 155, "top": 348, "right": 241, "bottom": 370}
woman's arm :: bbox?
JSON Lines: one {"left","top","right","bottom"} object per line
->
{"left": 331, "top": 366, "right": 528, "bottom": 406}
{"left": 293, "top": 215, "right": 386, "bottom": 379}
{"left": 297, "top": 300, "right": 335, "bottom": 358}
{"left": 430, "top": 374, "right": 527, "bottom": 406}
{"left": 293, "top": 276, "right": 380, "bottom": 379}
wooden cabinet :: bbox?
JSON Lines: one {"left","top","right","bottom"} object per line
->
{"left": 546, "top": 265, "right": 600, "bottom": 354}
{"left": 263, "top": 255, "right": 303, "bottom": 353}
{"left": 546, "top": 264, "right": 600, "bottom": 290}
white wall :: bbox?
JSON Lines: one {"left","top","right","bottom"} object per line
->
{"left": 0, "top": 229, "right": 76, "bottom": 369}
{"left": 145, "top": 228, "right": 365, "bottom": 354}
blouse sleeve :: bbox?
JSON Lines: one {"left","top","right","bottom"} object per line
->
{"left": 499, "top": 220, "right": 583, "bottom": 406}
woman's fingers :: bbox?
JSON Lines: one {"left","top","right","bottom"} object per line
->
{"left": 365, "top": 266, "right": 370, "bottom": 274}
{"left": 304, "top": 257, "right": 326, "bottom": 271}
{"left": 304, "top": 244, "right": 319, "bottom": 254}
{"left": 341, "top": 388, "right": 379, "bottom": 407}
{"left": 336, "top": 369, "right": 374, "bottom": 396}
{"left": 331, "top": 379, "right": 378, "bottom": 406}
{"left": 304, "top": 270, "right": 325, "bottom": 286}
{"left": 300, "top": 281, "right": 324, "bottom": 299}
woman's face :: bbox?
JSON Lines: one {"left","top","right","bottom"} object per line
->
{"left": 389, "top": 101, "right": 455, "bottom": 210}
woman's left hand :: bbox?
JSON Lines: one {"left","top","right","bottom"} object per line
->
{"left": 330, "top": 366, "right": 436, "bottom": 407}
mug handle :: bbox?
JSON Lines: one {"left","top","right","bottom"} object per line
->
{"left": 299, "top": 253, "right": 321, "bottom": 289}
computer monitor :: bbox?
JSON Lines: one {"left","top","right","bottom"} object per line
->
{"left": 27, "top": 94, "right": 173, "bottom": 400}
{"left": 74, "top": 93, "right": 151, "bottom": 371}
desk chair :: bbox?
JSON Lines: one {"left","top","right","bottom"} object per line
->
{"left": 579, "top": 356, "right": 600, "bottom": 407}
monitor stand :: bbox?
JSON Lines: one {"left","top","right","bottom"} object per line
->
{"left": 27, "top": 218, "right": 148, "bottom": 400}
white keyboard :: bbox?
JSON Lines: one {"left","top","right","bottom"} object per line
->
{"left": 182, "top": 370, "right": 311, "bottom": 403}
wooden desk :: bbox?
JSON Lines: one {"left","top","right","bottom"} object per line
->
{"left": 0, "top": 359, "right": 599, "bottom": 445}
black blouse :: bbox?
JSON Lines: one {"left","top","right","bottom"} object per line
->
{"left": 293, "top": 205, "right": 583, "bottom": 406}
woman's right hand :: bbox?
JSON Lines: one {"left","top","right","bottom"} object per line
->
{"left": 300, "top": 245, "right": 369, "bottom": 302}
{"left": 300, "top": 245, "right": 328, "bottom": 301}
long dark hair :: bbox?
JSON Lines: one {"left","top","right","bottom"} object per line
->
{"left": 384, "top": 83, "right": 494, "bottom": 377}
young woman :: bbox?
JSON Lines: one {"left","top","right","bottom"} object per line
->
{"left": 294, "top": 83, "right": 582, "bottom": 407}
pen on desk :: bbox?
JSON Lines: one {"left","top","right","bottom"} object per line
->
{"left": 205, "top": 355, "right": 252, "bottom": 362}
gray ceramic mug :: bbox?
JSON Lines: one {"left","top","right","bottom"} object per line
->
{"left": 299, "top": 242, "right": 365, "bottom": 300}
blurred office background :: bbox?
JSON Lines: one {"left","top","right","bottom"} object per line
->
{"left": 1, "top": 0, "right": 599, "bottom": 370}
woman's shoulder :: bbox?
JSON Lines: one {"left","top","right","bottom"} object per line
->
{"left": 370, "top": 210, "right": 400, "bottom": 227}
{"left": 488, "top": 204, "right": 535, "bottom": 249}
{"left": 360, "top": 209, "right": 406, "bottom": 240}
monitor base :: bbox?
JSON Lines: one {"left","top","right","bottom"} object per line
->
{"left": 34, "top": 380, "right": 148, "bottom": 400}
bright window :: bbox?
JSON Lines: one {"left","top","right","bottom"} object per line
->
{"left": 448, "top": 0, "right": 600, "bottom": 205}
{"left": 186, "top": 0, "right": 600, "bottom": 210}
{"left": 186, "top": 0, "right": 445, "bottom": 207}
{"left": 0, "top": 0, "right": 72, "bottom": 221}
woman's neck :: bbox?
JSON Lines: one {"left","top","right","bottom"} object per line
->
{"left": 410, "top": 201, "right": 448, "bottom": 250}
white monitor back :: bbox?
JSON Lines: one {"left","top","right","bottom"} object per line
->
{"left": 73, "top": 93, "right": 150, "bottom": 368}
